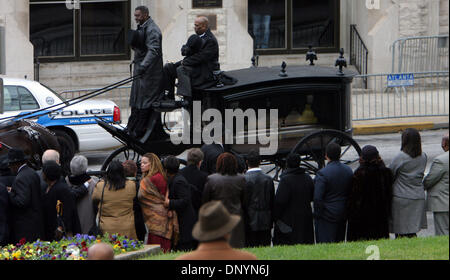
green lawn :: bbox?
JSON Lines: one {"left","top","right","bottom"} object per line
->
{"left": 143, "top": 235, "right": 449, "bottom": 260}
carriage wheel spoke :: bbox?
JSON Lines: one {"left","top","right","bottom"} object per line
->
{"left": 341, "top": 158, "right": 359, "bottom": 165}
{"left": 300, "top": 161, "right": 319, "bottom": 172}
{"left": 340, "top": 144, "right": 351, "bottom": 158}
{"left": 266, "top": 166, "right": 277, "bottom": 174}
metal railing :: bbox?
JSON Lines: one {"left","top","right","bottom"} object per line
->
{"left": 352, "top": 71, "right": 449, "bottom": 121}
{"left": 350, "top": 24, "right": 369, "bottom": 78}
{"left": 391, "top": 35, "right": 449, "bottom": 73}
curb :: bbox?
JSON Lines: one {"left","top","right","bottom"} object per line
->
{"left": 114, "top": 245, "right": 161, "bottom": 260}
{"left": 353, "top": 122, "right": 448, "bottom": 135}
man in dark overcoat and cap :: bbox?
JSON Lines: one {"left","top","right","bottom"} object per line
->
{"left": 6, "top": 148, "right": 45, "bottom": 244}
{"left": 127, "top": 6, "right": 164, "bottom": 138}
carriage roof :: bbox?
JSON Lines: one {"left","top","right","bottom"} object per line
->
{"left": 201, "top": 65, "right": 356, "bottom": 95}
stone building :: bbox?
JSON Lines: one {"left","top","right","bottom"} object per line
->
{"left": 0, "top": 0, "right": 448, "bottom": 92}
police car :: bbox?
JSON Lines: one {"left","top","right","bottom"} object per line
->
{"left": 0, "top": 77, "right": 122, "bottom": 154}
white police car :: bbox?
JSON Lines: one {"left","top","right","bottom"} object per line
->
{"left": 0, "top": 77, "right": 122, "bottom": 154}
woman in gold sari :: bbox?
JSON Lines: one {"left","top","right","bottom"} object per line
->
{"left": 138, "top": 153, "right": 179, "bottom": 252}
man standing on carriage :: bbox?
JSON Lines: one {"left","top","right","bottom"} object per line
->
{"left": 127, "top": 6, "right": 164, "bottom": 139}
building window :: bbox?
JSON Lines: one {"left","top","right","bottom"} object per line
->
{"left": 30, "top": 0, "right": 130, "bottom": 62}
{"left": 248, "top": 0, "right": 339, "bottom": 54}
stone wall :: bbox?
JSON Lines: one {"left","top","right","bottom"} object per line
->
{"left": 440, "top": 0, "right": 449, "bottom": 35}
{"left": 398, "top": 0, "right": 431, "bottom": 37}
{"left": 2, "top": 0, "right": 447, "bottom": 91}
{"left": 38, "top": 0, "right": 253, "bottom": 92}
{"left": 38, "top": 61, "right": 131, "bottom": 94}
{"left": 0, "top": 0, "right": 34, "bottom": 79}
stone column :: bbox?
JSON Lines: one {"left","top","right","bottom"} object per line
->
{"left": 439, "top": 0, "right": 449, "bottom": 35}
{"left": 0, "top": 0, "right": 34, "bottom": 79}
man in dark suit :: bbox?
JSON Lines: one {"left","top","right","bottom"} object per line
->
{"left": 163, "top": 156, "right": 197, "bottom": 252}
{"left": 0, "top": 181, "right": 9, "bottom": 246}
{"left": 0, "top": 154, "right": 14, "bottom": 246}
{"left": 163, "top": 16, "right": 220, "bottom": 99}
{"left": 314, "top": 143, "right": 353, "bottom": 243}
{"left": 243, "top": 150, "right": 274, "bottom": 247}
{"left": 6, "top": 148, "right": 45, "bottom": 244}
{"left": 179, "top": 148, "right": 208, "bottom": 218}
{"left": 200, "top": 143, "right": 224, "bottom": 175}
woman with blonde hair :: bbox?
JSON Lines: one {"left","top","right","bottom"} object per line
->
{"left": 138, "top": 153, "right": 178, "bottom": 252}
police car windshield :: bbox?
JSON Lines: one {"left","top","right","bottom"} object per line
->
{"left": 40, "top": 83, "right": 67, "bottom": 103}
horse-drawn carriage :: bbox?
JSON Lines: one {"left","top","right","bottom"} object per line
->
{"left": 97, "top": 58, "right": 362, "bottom": 179}
{"left": 1, "top": 52, "right": 361, "bottom": 178}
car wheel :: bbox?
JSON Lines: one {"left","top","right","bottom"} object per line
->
{"left": 53, "top": 129, "right": 76, "bottom": 171}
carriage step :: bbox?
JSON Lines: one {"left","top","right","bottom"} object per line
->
{"left": 151, "top": 100, "right": 190, "bottom": 112}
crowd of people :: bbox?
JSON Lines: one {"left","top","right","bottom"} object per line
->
{"left": 0, "top": 128, "right": 448, "bottom": 259}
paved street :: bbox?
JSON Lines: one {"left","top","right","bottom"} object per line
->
{"left": 81, "top": 128, "right": 449, "bottom": 239}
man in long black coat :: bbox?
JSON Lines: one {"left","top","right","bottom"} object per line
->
{"left": 163, "top": 16, "right": 220, "bottom": 99}
{"left": 200, "top": 143, "right": 224, "bottom": 175}
{"left": 128, "top": 6, "right": 164, "bottom": 138}
{"left": 0, "top": 181, "right": 9, "bottom": 246}
{"left": 6, "top": 148, "right": 45, "bottom": 244}
{"left": 273, "top": 153, "right": 314, "bottom": 245}
{"left": 179, "top": 148, "right": 208, "bottom": 219}
{"left": 164, "top": 156, "right": 197, "bottom": 252}
{"left": 314, "top": 143, "right": 353, "bottom": 243}
{"left": 0, "top": 154, "right": 14, "bottom": 246}
{"left": 243, "top": 150, "right": 275, "bottom": 247}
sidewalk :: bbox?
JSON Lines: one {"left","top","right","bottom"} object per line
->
{"left": 353, "top": 116, "right": 448, "bottom": 135}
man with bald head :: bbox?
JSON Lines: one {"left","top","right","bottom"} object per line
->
{"left": 87, "top": 242, "right": 115, "bottom": 260}
{"left": 42, "top": 149, "right": 60, "bottom": 165}
{"left": 424, "top": 133, "right": 449, "bottom": 236}
{"left": 163, "top": 15, "right": 220, "bottom": 99}
{"left": 38, "top": 149, "right": 61, "bottom": 194}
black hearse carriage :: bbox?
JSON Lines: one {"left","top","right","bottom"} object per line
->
{"left": 97, "top": 61, "right": 361, "bottom": 179}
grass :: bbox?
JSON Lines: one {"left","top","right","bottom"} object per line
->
{"left": 142, "top": 235, "right": 449, "bottom": 260}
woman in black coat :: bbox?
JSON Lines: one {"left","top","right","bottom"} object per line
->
{"left": 42, "top": 161, "right": 80, "bottom": 241}
{"left": 202, "top": 153, "right": 247, "bottom": 248}
{"left": 273, "top": 153, "right": 314, "bottom": 245}
{"left": 347, "top": 145, "right": 393, "bottom": 241}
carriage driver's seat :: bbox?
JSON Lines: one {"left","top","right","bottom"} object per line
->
{"left": 151, "top": 99, "right": 190, "bottom": 113}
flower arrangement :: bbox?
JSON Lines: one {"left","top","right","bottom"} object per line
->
{"left": 0, "top": 233, "right": 144, "bottom": 260}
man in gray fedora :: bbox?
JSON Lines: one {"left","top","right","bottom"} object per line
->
{"left": 176, "top": 201, "right": 257, "bottom": 260}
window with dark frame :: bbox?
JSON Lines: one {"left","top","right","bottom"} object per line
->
{"left": 30, "top": 0, "right": 130, "bottom": 62}
{"left": 248, "top": 0, "right": 339, "bottom": 55}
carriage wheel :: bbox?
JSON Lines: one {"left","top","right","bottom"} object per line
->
{"left": 101, "top": 146, "right": 143, "bottom": 172}
{"left": 101, "top": 146, "right": 187, "bottom": 178}
{"left": 291, "top": 129, "right": 361, "bottom": 175}
{"left": 260, "top": 159, "right": 285, "bottom": 182}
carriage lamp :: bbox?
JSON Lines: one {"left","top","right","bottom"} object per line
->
{"left": 306, "top": 46, "right": 318, "bottom": 66}
{"left": 279, "top": 62, "right": 288, "bottom": 77}
{"left": 335, "top": 48, "right": 347, "bottom": 75}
